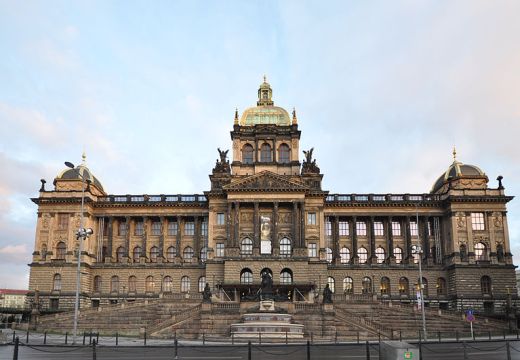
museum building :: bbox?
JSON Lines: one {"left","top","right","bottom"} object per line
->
{"left": 27, "top": 79, "right": 517, "bottom": 316}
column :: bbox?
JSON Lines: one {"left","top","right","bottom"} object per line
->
{"left": 107, "top": 217, "right": 113, "bottom": 260}
{"left": 351, "top": 216, "right": 358, "bottom": 260}
{"left": 253, "top": 202, "right": 259, "bottom": 248}
{"left": 404, "top": 217, "right": 411, "bottom": 262}
{"left": 422, "top": 216, "right": 430, "bottom": 260}
{"left": 233, "top": 202, "right": 240, "bottom": 248}
{"left": 272, "top": 202, "right": 279, "bottom": 251}
{"left": 333, "top": 216, "right": 340, "bottom": 261}
{"left": 176, "top": 216, "right": 182, "bottom": 258}
{"left": 125, "top": 216, "right": 131, "bottom": 258}
{"left": 369, "top": 217, "right": 376, "bottom": 263}
{"left": 292, "top": 202, "right": 299, "bottom": 247}
{"left": 159, "top": 216, "right": 165, "bottom": 258}
{"left": 386, "top": 216, "right": 394, "bottom": 259}
{"left": 142, "top": 216, "right": 148, "bottom": 259}
{"left": 299, "top": 201, "right": 305, "bottom": 248}
{"left": 226, "top": 203, "right": 232, "bottom": 247}
{"left": 194, "top": 216, "right": 201, "bottom": 260}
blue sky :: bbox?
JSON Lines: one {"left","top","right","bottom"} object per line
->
{"left": 0, "top": 0, "right": 519, "bottom": 288}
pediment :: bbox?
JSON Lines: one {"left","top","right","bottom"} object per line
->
{"left": 223, "top": 171, "right": 309, "bottom": 192}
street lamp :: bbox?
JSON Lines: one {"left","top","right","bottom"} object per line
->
{"left": 414, "top": 208, "right": 427, "bottom": 341}
{"left": 65, "top": 161, "right": 94, "bottom": 344}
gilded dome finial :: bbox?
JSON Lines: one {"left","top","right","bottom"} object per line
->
{"left": 263, "top": 74, "right": 267, "bottom": 83}
{"left": 452, "top": 146, "right": 457, "bottom": 161}
{"left": 81, "top": 149, "right": 87, "bottom": 166}
{"left": 292, "top": 107, "right": 298, "bottom": 125}
{"left": 234, "top": 108, "right": 239, "bottom": 124}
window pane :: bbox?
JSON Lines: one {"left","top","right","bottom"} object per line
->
{"left": 307, "top": 213, "right": 317, "bottom": 225}
{"left": 356, "top": 222, "right": 367, "bottom": 236}
{"left": 392, "top": 221, "right": 401, "bottom": 236}
{"left": 374, "top": 222, "right": 384, "bottom": 236}
{"left": 151, "top": 221, "right": 161, "bottom": 235}
{"left": 184, "top": 222, "right": 195, "bottom": 236}
{"left": 217, "top": 213, "right": 225, "bottom": 225}
{"left": 216, "top": 243, "right": 225, "bottom": 257}
{"left": 471, "top": 213, "right": 485, "bottom": 231}
{"left": 339, "top": 221, "right": 349, "bottom": 236}
{"left": 308, "top": 243, "right": 317, "bottom": 258}
{"left": 167, "top": 221, "right": 178, "bottom": 236}
{"left": 410, "top": 221, "right": 418, "bottom": 237}
{"left": 358, "top": 247, "right": 368, "bottom": 264}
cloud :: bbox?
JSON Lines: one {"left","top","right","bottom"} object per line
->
{"left": 0, "top": 244, "right": 31, "bottom": 264}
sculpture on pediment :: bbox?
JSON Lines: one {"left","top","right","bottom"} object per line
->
{"left": 302, "top": 148, "right": 320, "bottom": 174}
{"left": 212, "top": 148, "right": 231, "bottom": 174}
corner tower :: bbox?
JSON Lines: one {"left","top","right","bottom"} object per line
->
{"left": 230, "top": 78, "right": 301, "bottom": 176}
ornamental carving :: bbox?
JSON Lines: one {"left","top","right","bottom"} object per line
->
{"left": 279, "top": 212, "right": 292, "bottom": 224}
{"left": 456, "top": 212, "right": 466, "bottom": 229}
{"left": 493, "top": 213, "right": 503, "bottom": 228}
{"left": 41, "top": 214, "right": 51, "bottom": 229}
{"left": 241, "top": 212, "right": 253, "bottom": 222}
{"left": 74, "top": 214, "right": 81, "bottom": 228}
{"left": 224, "top": 171, "right": 308, "bottom": 191}
{"left": 473, "top": 235, "right": 489, "bottom": 246}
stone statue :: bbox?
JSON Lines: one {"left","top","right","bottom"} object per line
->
{"left": 202, "top": 283, "right": 212, "bottom": 303}
{"left": 213, "top": 148, "right": 231, "bottom": 174}
{"left": 303, "top": 148, "right": 314, "bottom": 163}
{"left": 322, "top": 284, "right": 333, "bottom": 304}
{"left": 217, "top": 148, "right": 229, "bottom": 163}
{"left": 302, "top": 148, "right": 320, "bottom": 174}
{"left": 260, "top": 271, "right": 273, "bottom": 300}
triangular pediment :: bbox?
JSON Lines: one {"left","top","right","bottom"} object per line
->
{"left": 223, "top": 171, "right": 309, "bottom": 192}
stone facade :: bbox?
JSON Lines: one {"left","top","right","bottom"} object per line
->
{"left": 28, "top": 79, "right": 516, "bottom": 317}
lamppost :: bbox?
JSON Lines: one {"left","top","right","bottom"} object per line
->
{"left": 65, "top": 161, "right": 94, "bottom": 345}
{"left": 414, "top": 208, "right": 427, "bottom": 341}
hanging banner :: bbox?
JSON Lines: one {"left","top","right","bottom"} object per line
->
{"left": 416, "top": 290, "right": 422, "bottom": 309}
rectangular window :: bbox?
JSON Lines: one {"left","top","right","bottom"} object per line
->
{"left": 167, "top": 221, "right": 178, "bottom": 236}
{"left": 118, "top": 221, "right": 127, "bottom": 236}
{"left": 216, "top": 213, "right": 225, "bottom": 225}
{"left": 392, "top": 221, "right": 401, "bottom": 236}
{"left": 216, "top": 243, "right": 225, "bottom": 257}
{"left": 471, "top": 212, "right": 485, "bottom": 231}
{"left": 151, "top": 221, "right": 161, "bottom": 236}
{"left": 307, "top": 212, "right": 317, "bottom": 225}
{"left": 325, "top": 218, "right": 332, "bottom": 236}
{"left": 184, "top": 221, "right": 195, "bottom": 236}
{"left": 134, "top": 221, "right": 144, "bottom": 236}
{"left": 356, "top": 221, "right": 367, "bottom": 236}
{"left": 410, "top": 221, "right": 418, "bottom": 237}
{"left": 308, "top": 243, "right": 317, "bottom": 258}
{"left": 201, "top": 220, "right": 208, "bottom": 237}
{"left": 374, "top": 221, "right": 384, "bottom": 236}
{"left": 339, "top": 221, "right": 349, "bottom": 236}
{"left": 57, "top": 214, "right": 68, "bottom": 230}
{"left": 50, "top": 299, "right": 59, "bottom": 310}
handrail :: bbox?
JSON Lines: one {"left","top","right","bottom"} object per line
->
{"left": 148, "top": 304, "right": 201, "bottom": 335}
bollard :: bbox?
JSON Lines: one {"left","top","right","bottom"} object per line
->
{"left": 419, "top": 341, "right": 423, "bottom": 360}
{"left": 472, "top": 330, "right": 475, "bottom": 341}
{"left": 203, "top": 332, "right": 205, "bottom": 345}
{"left": 174, "top": 338, "right": 178, "bottom": 360}
{"left": 248, "top": 341, "right": 252, "bottom": 360}
{"left": 26, "top": 330, "right": 29, "bottom": 344}
{"left": 357, "top": 331, "right": 359, "bottom": 344}
{"left": 307, "top": 340, "right": 311, "bottom": 360}
{"left": 506, "top": 340, "right": 512, "bottom": 360}
{"left": 65, "top": 332, "right": 68, "bottom": 345}
{"left": 503, "top": 330, "right": 506, "bottom": 340}
{"left": 378, "top": 332, "right": 381, "bottom": 344}
{"left": 391, "top": 329, "right": 394, "bottom": 340}
{"left": 488, "top": 331, "right": 491, "bottom": 340}
{"left": 92, "top": 339, "right": 97, "bottom": 360}
{"left": 399, "top": 330, "right": 402, "bottom": 342}
{"left": 456, "top": 330, "right": 459, "bottom": 342}
{"left": 232, "top": 333, "right": 234, "bottom": 345}
{"left": 517, "top": 330, "right": 519, "bottom": 340}
{"left": 311, "top": 332, "right": 314, "bottom": 344}
{"left": 144, "top": 330, "right": 147, "bottom": 346}
{"left": 259, "top": 331, "right": 262, "bottom": 345}
{"left": 96, "top": 332, "right": 99, "bottom": 344}
{"left": 335, "top": 330, "right": 338, "bottom": 343}
{"left": 44, "top": 331, "right": 47, "bottom": 345}
{"left": 365, "top": 340, "right": 370, "bottom": 360}
{"left": 438, "top": 331, "right": 441, "bottom": 343}
{"left": 13, "top": 336, "right": 19, "bottom": 360}
{"left": 12, "top": 330, "right": 15, "bottom": 343}
{"left": 286, "top": 331, "right": 288, "bottom": 344}
{"left": 89, "top": 331, "right": 93, "bottom": 345}
{"left": 83, "top": 332, "right": 86, "bottom": 345}
{"left": 116, "top": 332, "right": 118, "bottom": 346}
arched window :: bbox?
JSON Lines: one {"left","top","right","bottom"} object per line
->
{"left": 56, "top": 241, "right": 66, "bottom": 260}
{"left": 241, "top": 238, "right": 253, "bottom": 255}
{"left": 116, "top": 246, "right": 125, "bottom": 262}
{"left": 278, "top": 144, "right": 290, "bottom": 163}
{"left": 327, "top": 276, "right": 335, "bottom": 293}
{"left": 481, "top": 275, "right": 492, "bottom": 295}
{"left": 128, "top": 276, "right": 137, "bottom": 293}
{"left": 280, "top": 269, "right": 293, "bottom": 284}
{"left": 242, "top": 144, "right": 254, "bottom": 164}
{"left": 420, "top": 277, "right": 428, "bottom": 297}
{"left": 437, "top": 277, "right": 447, "bottom": 296}
{"left": 150, "top": 246, "right": 159, "bottom": 262}
{"left": 362, "top": 276, "right": 372, "bottom": 294}
{"left": 133, "top": 246, "right": 142, "bottom": 262}
{"left": 53, "top": 274, "right": 61, "bottom": 291}
{"left": 340, "top": 247, "right": 350, "bottom": 264}
{"left": 280, "top": 238, "right": 291, "bottom": 258}
{"left": 183, "top": 246, "right": 194, "bottom": 260}
{"left": 496, "top": 244, "right": 505, "bottom": 262}
{"left": 375, "top": 247, "right": 385, "bottom": 264}
{"left": 459, "top": 244, "right": 467, "bottom": 261}
{"left": 145, "top": 276, "right": 155, "bottom": 293}
{"left": 167, "top": 246, "right": 176, "bottom": 262}
{"left": 111, "top": 276, "right": 119, "bottom": 293}
{"left": 93, "top": 276, "right": 102, "bottom": 292}
{"left": 200, "top": 247, "right": 208, "bottom": 263}
{"left": 358, "top": 247, "right": 368, "bottom": 264}
{"left": 325, "top": 247, "right": 333, "bottom": 263}
{"left": 260, "top": 143, "right": 272, "bottom": 162}
{"left": 240, "top": 268, "right": 253, "bottom": 284}
{"left": 163, "top": 276, "right": 173, "bottom": 292}
{"left": 198, "top": 276, "right": 206, "bottom": 292}
{"left": 181, "top": 276, "right": 190, "bottom": 293}
{"left": 475, "top": 242, "right": 487, "bottom": 261}
{"left": 343, "top": 277, "right": 353, "bottom": 294}
{"left": 380, "top": 277, "right": 390, "bottom": 295}
{"left": 394, "top": 247, "right": 403, "bottom": 264}
{"left": 399, "top": 277, "right": 409, "bottom": 295}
